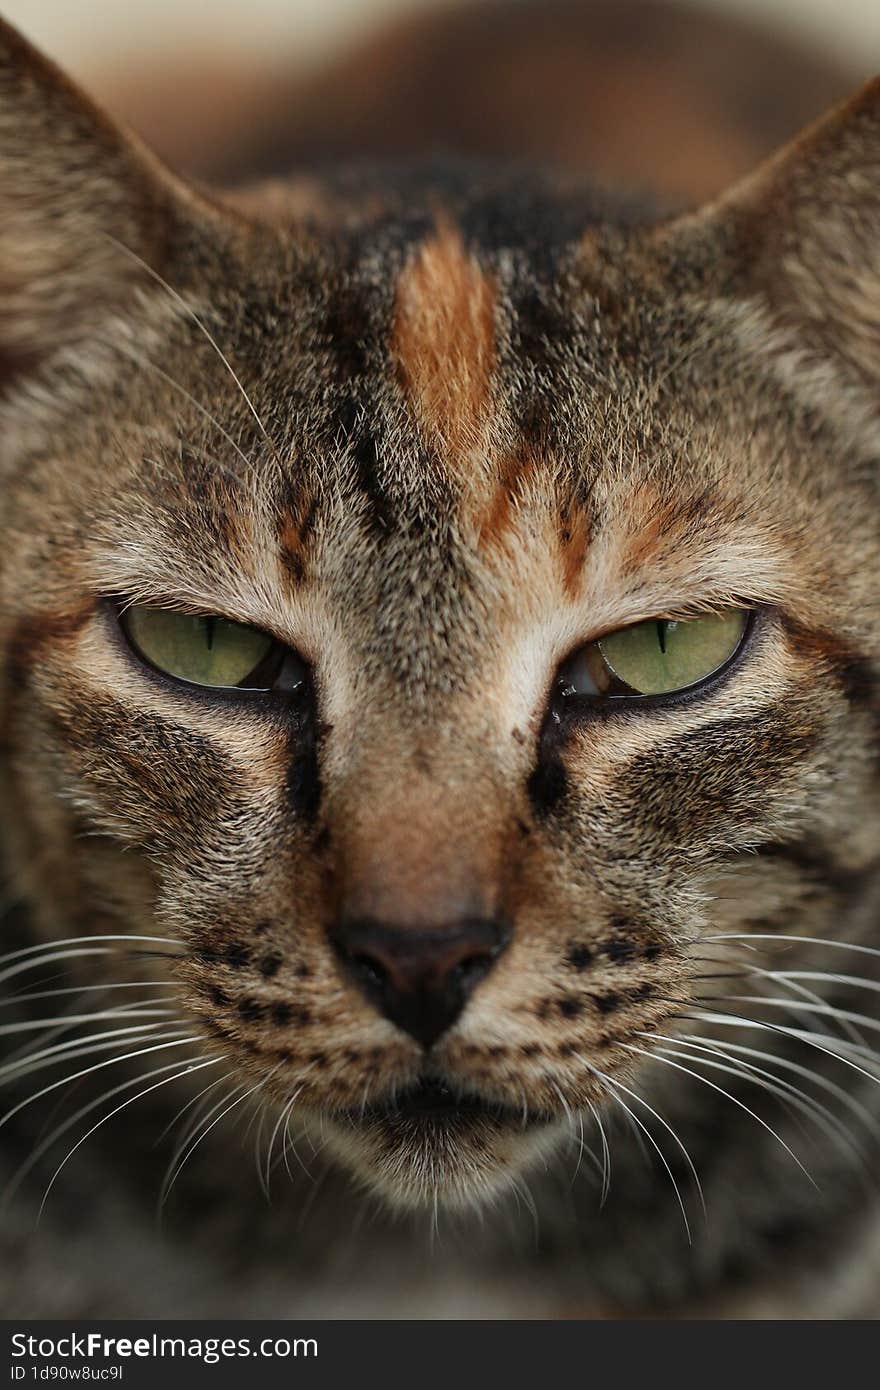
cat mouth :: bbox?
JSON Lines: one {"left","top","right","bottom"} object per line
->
{"left": 320, "top": 1077, "right": 562, "bottom": 1210}
{"left": 341, "top": 1078, "right": 552, "bottom": 1131}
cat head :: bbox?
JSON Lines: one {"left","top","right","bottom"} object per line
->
{"left": 1, "top": 18, "right": 878, "bottom": 1210}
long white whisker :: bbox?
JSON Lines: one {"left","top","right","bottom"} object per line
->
{"left": 0, "top": 1022, "right": 185, "bottom": 1087}
{"left": 704, "top": 933, "right": 880, "bottom": 960}
{"left": 160, "top": 1073, "right": 272, "bottom": 1208}
{"left": 282, "top": 1103, "right": 311, "bottom": 1182}
{"left": 265, "top": 1081, "right": 310, "bottom": 1188}
{"left": 114, "top": 347, "right": 256, "bottom": 483}
{"left": 154, "top": 1070, "right": 234, "bottom": 1149}
{"left": 681, "top": 1009, "right": 880, "bottom": 1086}
{"left": 34, "top": 1057, "right": 219, "bottom": 1221}
{"left": 105, "top": 235, "right": 283, "bottom": 467}
{"left": 1, "top": 949, "right": 116, "bottom": 988}
{"left": 0, "top": 934, "right": 183, "bottom": 968}
{"left": 2, "top": 981, "right": 179, "bottom": 1008}
{"left": 567, "top": 1107, "right": 602, "bottom": 1186}
{"left": 697, "top": 994, "right": 880, "bottom": 1036}
{"left": 622, "top": 1042, "right": 818, "bottom": 1189}
{"left": 0, "top": 1034, "right": 197, "bottom": 1136}
{"left": 638, "top": 1030, "right": 880, "bottom": 1141}
{"left": 762, "top": 969, "right": 880, "bottom": 994}
{"left": 649, "top": 1039, "right": 865, "bottom": 1167}
{"left": 3, "top": 1048, "right": 211, "bottom": 1203}
{"left": 1, "top": 991, "right": 152, "bottom": 1068}
{"left": 0, "top": 1008, "right": 178, "bottom": 1037}
{"left": 593, "top": 1072, "right": 692, "bottom": 1243}
{"left": 750, "top": 971, "right": 867, "bottom": 1049}
{"left": 159, "top": 1079, "right": 239, "bottom": 1208}
{"left": 584, "top": 1097, "right": 611, "bottom": 1206}
{"left": 595, "top": 1069, "right": 706, "bottom": 1218}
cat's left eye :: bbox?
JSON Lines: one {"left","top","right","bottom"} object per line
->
{"left": 558, "top": 607, "right": 750, "bottom": 701}
{"left": 119, "top": 606, "right": 305, "bottom": 692}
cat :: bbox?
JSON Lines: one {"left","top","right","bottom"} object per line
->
{"left": 1, "top": 5, "right": 879, "bottom": 1318}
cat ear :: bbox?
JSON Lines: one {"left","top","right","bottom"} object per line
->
{"left": 0, "top": 18, "right": 197, "bottom": 385}
{"left": 686, "top": 78, "right": 880, "bottom": 387}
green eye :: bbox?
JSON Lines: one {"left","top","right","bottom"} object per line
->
{"left": 121, "top": 607, "right": 281, "bottom": 689}
{"left": 561, "top": 609, "right": 749, "bottom": 699}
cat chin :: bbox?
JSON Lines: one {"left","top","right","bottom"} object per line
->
{"left": 301, "top": 1108, "right": 566, "bottom": 1213}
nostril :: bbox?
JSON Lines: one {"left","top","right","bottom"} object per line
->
{"left": 449, "top": 952, "right": 494, "bottom": 991}
{"left": 349, "top": 952, "right": 388, "bottom": 994}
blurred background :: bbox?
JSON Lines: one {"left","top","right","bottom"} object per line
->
{"left": 5, "top": 0, "right": 879, "bottom": 72}
{"left": 2, "top": 0, "right": 879, "bottom": 204}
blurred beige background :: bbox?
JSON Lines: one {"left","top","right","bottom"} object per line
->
{"left": 2, "top": 0, "right": 877, "bottom": 204}
{"left": 4, "top": 0, "right": 880, "bottom": 74}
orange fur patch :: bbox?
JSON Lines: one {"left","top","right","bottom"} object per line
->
{"left": 478, "top": 456, "right": 529, "bottom": 551}
{"left": 393, "top": 221, "right": 497, "bottom": 466}
{"left": 558, "top": 502, "right": 592, "bottom": 597}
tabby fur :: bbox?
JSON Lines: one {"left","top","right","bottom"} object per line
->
{"left": 1, "top": 10, "right": 879, "bottom": 1317}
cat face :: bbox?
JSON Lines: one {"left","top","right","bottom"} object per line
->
{"left": 1, "top": 21, "right": 879, "bottom": 1210}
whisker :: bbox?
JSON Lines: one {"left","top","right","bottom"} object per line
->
{"left": 160, "top": 1072, "right": 273, "bottom": 1209}
{"left": 158, "top": 1080, "right": 240, "bottom": 1211}
{"left": 0, "top": 1008, "right": 178, "bottom": 1038}
{"left": 1, "top": 993, "right": 116, "bottom": 1069}
{"left": 0, "top": 1022, "right": 184, "bottom": 1087}
{"left": 584, "top": 1097, "right": 611, "bottom": 1206}
{"left": 119, "top": 948, "right": 188, "bottom": 963}
{"left": 250, "top": 1103, "right": 272, "bottom": 1202}
{"left": 1, "top": 949, "right": 118, "bottom": 988}
{"left": 2, "top": 981, "right": 180, "bottom": 1008}
{"left": 105, "top": 235, "right": 283, "bottom": 468}
{"left": 695, "top": 994, "right": 880, "bottom": 1036}
{"left": 154, "top": 1070, "right": 233, "bottom": 1149}
{"left": 23, "top": 1057, "right": 219, "bottom": 1220}
{"left": 613, "top": 1100, "right": 653, "bottom": 1172}
{"left": 566, "top": 1108, "right": 603, "bottom": 1187}
{"left": 508, "top": 1174, "right": 540, "bottom": 1245}
{"left": 282, "top": 1103, "right": 311, "bottom": 1183}
{"left": 750, "top": 971, "right": 867, "bottom": 1049}
{"left": 649, "top": 1039, "right": 865, "bottom": 1168}
{"left": 0, "top": 998, "right": 182, "bottom": 1072}
{"left": 0, "top": 1033, "right": 196, "bottom": 1136}
{"left": 112, "top": 347, "right": 256, "bottom": 484}
{"left": 595, "top": 1068, "right": 705, "bottom": 1219}
{"left": 3, "top": 1056, "right": 194, "bottom": 1205}
{"left": 591, "top": 1071, "right": 692, "bottom": 1243}
{"left": 265, "top": 1081, "right": 311, "bottom": 1188}
{"left": 680, "top": 1009, "right": 880, "bottom": 1085}
{"left": 621, "top": 1042, "right": 818, "bottom": 1189}
{"left": 0, "top": 934, "right": 183, "bottom": 968}
{"left": 763, "top": 969, "right": 880, "bottom": 995}
{"left": 705, "top": 933, "right": 880, "bottom": 960}
{"left": 639, "top": 1029, "right": 880, "bottom": 1142}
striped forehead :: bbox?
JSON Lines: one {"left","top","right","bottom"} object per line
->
{"left": 87, "top": 203, "right": 803, "bottom": 697}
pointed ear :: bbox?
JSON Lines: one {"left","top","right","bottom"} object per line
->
{"left": 0, "top": 18, "right": 197, "bottom": 384}
{"left": 689, "top": 78, "right": 880, "bottom": 387}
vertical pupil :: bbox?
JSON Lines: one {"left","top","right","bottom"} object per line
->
{"left": 203, "top": 617, "right": 216, "bottom": 651}
{"left": 656, "top": 621, "right": 667, "bottom": 654}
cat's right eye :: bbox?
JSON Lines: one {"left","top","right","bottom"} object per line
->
{"left": 119, "top": 605, "right": 305, "bottom": 692}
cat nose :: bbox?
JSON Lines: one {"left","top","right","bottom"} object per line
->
{"left": 332, "top": 917, "right": 511, "bottom": 1048}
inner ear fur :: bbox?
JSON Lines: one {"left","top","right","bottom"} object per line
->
{"left": 0, "top": 18, "right": 205, "bottom": 379}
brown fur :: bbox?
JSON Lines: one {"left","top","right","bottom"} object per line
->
{"left": 1, "top": 7, "right": 880, "bottom": 1321}
{"left": 394, "top": 221, "right": 497, "bottom": 466}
